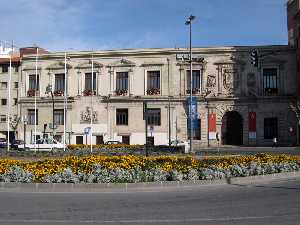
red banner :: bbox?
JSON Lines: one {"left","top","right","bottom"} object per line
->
{"left": 248, "top": 112, "right": 256, "bottom": 132}
{"left": 208, "top": 113, "right": 216, "bottom": 132}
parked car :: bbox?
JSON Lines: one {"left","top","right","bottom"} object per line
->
{"left": 18, "top": 138, "right": 65, "bottom": 151}
{"left": 11, "top": 140, "right": 24, "bottom": 150}
{"left": 104, "top": 140, "right": 122, "bottom": 145}
{"left": 0, "top": 138, "right": 7, "bottom": 148}
{"left": 170, "top": 140, "right": 190, "bottom": 153}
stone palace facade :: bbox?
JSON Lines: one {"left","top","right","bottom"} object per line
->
{"left": 14, "top": 45, "right": 297, "bottom": 147}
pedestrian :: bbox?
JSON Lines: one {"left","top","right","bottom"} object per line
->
{"left": 273, "top": 137, "right": 277, "bottom": 147}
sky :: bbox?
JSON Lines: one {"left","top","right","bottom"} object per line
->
{"left": 0, "top": 0, "right": 288, "bottom": 52}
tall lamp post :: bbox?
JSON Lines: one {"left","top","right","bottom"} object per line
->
{"left": 46, "top": 84, "right": 55, "bottom": 137}
{"left": 185, "top": 15, "right": 196, "bottom": 153}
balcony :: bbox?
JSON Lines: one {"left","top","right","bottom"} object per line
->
{"left": 115, "top": 89, "right": 128, "bottom": 96}
{"left": 27, "top": 90, "right": 39, "bottom": 97}
{"left": 147, "top": 88, "right": 160, "bottom": 96}
{"left": 264, "top": 88, "right": 278, "bottom": 96}
{"left": 186, "top": 88, "right": 201, "bottom": 95}
{"left": 53, "top": 90, "right": 64, "bottom": 97}
{"left": 83, "top": 89, "right": 96, "bottom": 96}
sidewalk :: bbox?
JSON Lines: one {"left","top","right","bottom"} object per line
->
{"left": 0, "top": 171, "right": 299, "bottom": 193}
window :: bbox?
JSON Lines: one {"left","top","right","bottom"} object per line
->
{"left": 116, "top": 109, "right": 128, "bottom": 125}
{"left": 0, "top": 115, "right": 6, "bottom": 123}
{"left": 263, "top": 68, "right": 278, "bottom": 96}
{"left": 96, "top": 135, "right": 104, "bottom": 144}
{"left": 55, "top": 74, "right": 65, "bottom": 92}
{"left": 54, "top": 109, "right": 64, "bottom": 125}
{"left": 53, "top": 135, "right": 62, "bottom": 142}
{"left": 116, "top": 72, "right": 128, "bottom": 91}
{"left": 13, "top": 98, "right": 18, "bottom": 105}
{"left": 14, "top": 66, "right": 19, "bottom": 73}
{"left": 187, "top": 70, "right": 201, "bottom": 93}
{"left": 1, "top": 99, "right": 7, "bottom": 105}
{"left": 76, "top": 136, "right": 83, "bottom": 144}
{"left": 2, "top": 65, "right": 8, "bottom": 73}
{"left": 147, "top": 71, "right": 160, "bottom": 95}
{"left": 14, "top": 82, "right": 18, "bottom": 89}
{"left": 264, "top": 118, "right": 278, "bottom": 139}
{"left": 28, "top": 74, "right": 39, "bottom": 91}
{"left": 85, "top": 72, "right": 96, "bottom": 91}
{"left": 122, "top": 136, "right": 130, "bottom": 145}
{"left": 28, "top": 109, "right": 38, "bottom": 125}
{"left": 1, "top": 82, "right": 7, "bottom": 89}
{"left": 147, "top": 108, "right": 161, "bottom": 126}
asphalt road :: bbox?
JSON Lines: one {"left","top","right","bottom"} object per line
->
{"left": 0, "top": 178, "right": 299, "bottom": 225}
{"left": 195, "top": 146, "right": 300, "bottom": 155}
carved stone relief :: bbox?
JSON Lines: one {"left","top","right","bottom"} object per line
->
{"left": 80, "top": 107, "right": 98, "bottom": 123}
{"left": 204, "top": 74, "right": 216, "bottom": 97}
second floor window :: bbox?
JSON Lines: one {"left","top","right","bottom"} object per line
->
{"left": 187, "top": 70, "right": 201, "bottom": 93}
{"left": 146, "top": 108, "right": 161, "bottom": 126}
{"left": 263, "top": 68, "right": 278, "bottom": 96}
{"left": 54, "top": 109, "right": 64, "bottom": 125}
{"left": 29, "top": 75, "right": 39, "bottom": 91}
{"left": 116, "top": 72, "right": 128, "bottom": 91}
{"left": 85, "top": 72, "right": 96, "bottom": 91}
{"left": 147, "top": 71, "right": 160, "bottom": 95}
{"left": 1, "top": 82, "right": 7, "bottom": 89}
{"left": 1, "top": 65, "right": 8, "bottom": 73}
{"left": 55, "top": 74, "right": 65, "bottom": 92}
{"left": 28, "top": 109, "right": 38, "bottom": 125}
{"left": 116, "top": 108, "right": 128, "bottom": 125}
{"left": 0, "top": 115, "right": 6, "bottom": 123}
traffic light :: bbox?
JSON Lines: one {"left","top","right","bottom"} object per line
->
{"left": 250, "top": 50, "right": 259, "bottom": 67}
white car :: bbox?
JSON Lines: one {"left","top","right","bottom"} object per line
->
{"left": 18, "top": 138, "right": 65, "bottom": 151}
{"left": 170, "top": 140, "right": 190, "bottom": 153}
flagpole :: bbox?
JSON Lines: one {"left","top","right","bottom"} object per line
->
{"left": 7, "top": 41, "right": 13, "bottom": 152}
{"left": 90, "top": 55, "right": 93, "bottom": 153}
{"left": 34, "top": 47, "right": 38, "bottom": 152}
{"left": 64, "top": 52, "right": 67, "bottom": 151}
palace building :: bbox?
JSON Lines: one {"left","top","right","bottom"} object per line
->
{"left": 15, "top": 45, "right": 297, "bottom": 147}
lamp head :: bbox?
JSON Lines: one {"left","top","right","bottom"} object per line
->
{"left": 185, "top": 15, "right": 196, "bottom": 25}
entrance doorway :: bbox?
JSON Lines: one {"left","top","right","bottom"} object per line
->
{"left": 221, "top": 111, "right": 243, "bottom": 145}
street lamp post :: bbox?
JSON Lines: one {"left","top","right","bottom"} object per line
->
{"left": 46, "top": 84, "right": 55, "bottom": 137}
{"left": 185, "top": 15, "right": 196, "bottom": 153}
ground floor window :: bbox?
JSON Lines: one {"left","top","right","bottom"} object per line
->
{"left": 76, "top": 136, "right": 83, "bottom": 144}
{"left": 116, "top": 109, "right": 128, "bottom": 125}
{"left": 122, "top": 135, "right": 130, "bottom": 145}
{"left": 147, "top": 109, "right": 161, "bottom": 126}
{"left": 264, "top": 117, "right": 278, "bottom": 139}
{"left": 96, "top": 135, "right": 104, "bottom": 144}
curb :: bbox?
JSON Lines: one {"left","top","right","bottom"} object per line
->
{"left": 0, "top": 171, "right": 299, "bottom": 193}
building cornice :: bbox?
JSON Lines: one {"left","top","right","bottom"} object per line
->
{"left": 21, "top": 45, "right": 294, "bottom": 61}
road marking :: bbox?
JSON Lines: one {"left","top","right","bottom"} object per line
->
{"left": 0, "top": 215, "right": 299, "bottom": 224}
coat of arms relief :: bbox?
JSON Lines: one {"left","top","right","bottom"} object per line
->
{"left": 204, "top": 74, "right": 217, "bottom": 97}
{"left": 80, "top": 107, "right": 98, "bottom": 123}
{"left": 218, "top": 64, "right": 241, "bottom": 96}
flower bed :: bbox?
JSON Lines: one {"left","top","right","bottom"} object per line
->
{"left": 0, "top": 154, "right": 299, "bottom": 183}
